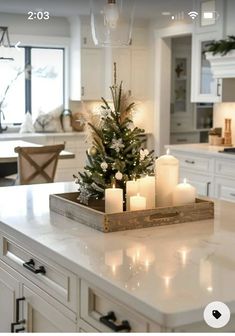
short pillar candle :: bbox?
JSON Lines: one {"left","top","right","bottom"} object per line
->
{"left": 130, "top": 193, "right": 146, "bottom": 211}
{"left": 105, "top": 185, "right": 123, "bottom": 214}
{"left": 126, "top": 180, "right": 139, "bottom": 211}
{"left": 173, "top": 178, "right": 196, "bottom": 206}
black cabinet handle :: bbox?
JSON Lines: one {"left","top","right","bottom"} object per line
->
{"left": 217, "top": 80, "right": 221, "bottom": 97}
{"left": 206, "top": 182, "right": 211, "bottom": 197}
{"left": 23, "top": 258, "right": 46, "bottom": 275}
{"left": 11, "top": 297, "right": 25, "bottom": 332}
{"left": 185, "top": 159, "right": 195, "bottom": 164}
{"left": 11, "top": 322, "right": 25, "bottom": 333}
{"left": 15, "top": 327, "right": 25, "bottom": 333}
{"left": 99, "top": 311, "right": 131, "bottom": 332}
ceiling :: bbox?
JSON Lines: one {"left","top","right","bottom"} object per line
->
{"left": 0, "top": 0, "right": 196, "bottom": 19}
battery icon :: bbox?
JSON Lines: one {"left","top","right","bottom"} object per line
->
{"left": 203, "top": 11, "right": 219, "bottom": 20}
{"left": 203, "top": 12, "right": 214, "bottom": 19}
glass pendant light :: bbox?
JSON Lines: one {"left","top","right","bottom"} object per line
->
{"left": 90, "top": 0, "right": 135, "bottom": 47}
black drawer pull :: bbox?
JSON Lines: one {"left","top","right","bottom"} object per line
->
{"left": 11, "top": 321, "right": 25, "bottom": 333}
{"left": 15, "top": 327, "right": 25, "bottom": 333}
{"left": 23, "top": 258, "right": 46, "bottom": 275}
{"left": 230, "top": 193, "right": 235, "bottom": 197}
{"left": 100, "top": 311, "right": 131, "bottom": 332}
{"left": 185, "top": 159, "right": 195, "bottom": 164}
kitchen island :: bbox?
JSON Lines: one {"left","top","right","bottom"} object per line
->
{"left": 0, "top": 182, "right": 235, "bottom": 332}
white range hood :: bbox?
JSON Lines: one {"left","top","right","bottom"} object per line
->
{"left": 206, "top": 50, "right": 235, "bottom": 78}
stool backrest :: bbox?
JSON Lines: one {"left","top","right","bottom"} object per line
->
{"left": 14, "top": 144, "right": 65, "bottom": 185}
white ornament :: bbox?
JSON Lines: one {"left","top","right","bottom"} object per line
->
{"left": 110, "top": 138, "right": 125, "bottom": 153}
{"left": 101, "top": 162, "right": 108, "bottom": 171}
{"left": 115, "top": 171, "right": 123, "bottom": 180}
{"left": 140, "top": 148, "right": 149, "bottom": 161}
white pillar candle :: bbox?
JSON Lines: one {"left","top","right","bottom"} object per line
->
{"left": 155, "top": 149, "right": 179, "bottom": 207}
{"left": 130, "top": 193, "right": 146, "bottom": 211}
{"left": 126, "top": 180, "right": 139, "bottom": 211}
{"left": 139, "top": 176, "right": 155, "bottom": 209}
{"left": 105, "top": 185, "right": 123, "bottom": 214}
{"left": 172, "top": 178, "right": 196, "bottom": 206}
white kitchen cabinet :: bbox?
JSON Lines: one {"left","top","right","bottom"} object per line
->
{"left": 0, "top": 263, "right": 20, "bottom": 332}
{"left": 180, "top": 169, "right": 213, "bottom": 197}
{"left": 170, "top": 132, "right": 200, "bottom": 145}
{"left": 81, "top": 48, "right": 104, "bottom": 100}
{"left": 169, "top": 145, "right": 235, "bottom": 200}
{"left": 191, "top": 32, "right": 223, "bottom": 103}
{"left": 214, "top": 177, "right": 235, "bottom": 202}
{"left": 22, "top": 283, "right": 76, "bottom": 332}
{"left": 131, "top": 49, "right": 149, "bottom": 99}
{"left": 80, "top": 280, "right": 161, "bottom": 332}
{"left": 191, "top": 0, "right": 225, "bottom": 103}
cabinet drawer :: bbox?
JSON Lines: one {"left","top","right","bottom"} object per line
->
{"left": 172, "top": 152, "right": 213, "bottom": 173}
{"left": 171, "top": 118, "right": 193, "bottom": 132}
{"left": 215, "top": 159, "right": 235, "bottom": 179}
{"left": 80, "top": 280, "right": 161, "bottom": 332}
{"left": 170, "top": 133, "right": 200, "bottom": 144}
{"left": 215, "top": 177, "right": 235, "bottom": 202}
{"left": 0, "top": 234, "right": 77, "bottom": 312}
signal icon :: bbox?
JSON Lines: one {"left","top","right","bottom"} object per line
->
{"left": 188, "top": 11, "right": 199, "bottom": 20}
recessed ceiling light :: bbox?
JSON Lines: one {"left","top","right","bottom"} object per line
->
{"left": 162, "top": 12, "right": 171, "bottom": 16}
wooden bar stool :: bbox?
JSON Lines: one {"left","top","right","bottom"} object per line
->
{"left": 14, "top": 144, "right": 65, "bottom": 185}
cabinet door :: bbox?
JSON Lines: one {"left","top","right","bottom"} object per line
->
{"left": 22, "top": 284, "right": 76, "bottom": 332}
{"left": 131, "top": 49, "right": 149, "bottom": 99}
{"left": 81, "top": 48, "right": 103, "bottom": 100}
{"left": 191, "top": 32, "right": 222, "bottom": 103}
{"left": 0, "top": 262, "right": 20, "bottom": 332}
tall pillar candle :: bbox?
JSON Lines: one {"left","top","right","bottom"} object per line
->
{"left": 105, "top": 185, "right": 123, "bottom": 214}
{"left": 155, "top": 149, "right": 179, "bottom": 207}
{"left": 126, "top": 180, "right": 139, "bottom": 211}
{"left": 173, "top": 178, "right": 196, "bottom": 206}
{"left": 138, "top": 176, "right": 155, "bottom": 209}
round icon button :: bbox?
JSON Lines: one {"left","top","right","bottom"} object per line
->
{"left": 204, "top": 301, "right": 230, "bottom": 328}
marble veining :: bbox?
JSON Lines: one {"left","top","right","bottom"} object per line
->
{"left": 0, "top": 182, "right": 235, "bottom": 327}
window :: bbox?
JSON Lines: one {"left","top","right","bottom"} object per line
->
{"left": 0, "top": 46, "right": 64, "bottom": 125}
{"left": 0, "top": 48, "right": 25, "bottom": 124}
{"left": 31, "top": 48, "right": 64, "bottom": 120}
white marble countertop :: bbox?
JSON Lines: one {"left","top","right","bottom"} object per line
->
{"left": 167, "top": 143, "right": 235, "bottom": 159}
{"left": 0, "top": 182, "right": 235, "bottom": 328}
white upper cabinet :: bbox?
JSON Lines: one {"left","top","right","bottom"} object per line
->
{"left": 81, "top": 48, "right": 104, "bottom": 100}
{"left": 131, "top": 49, "right": 149, "bottom": 100}
{"left": 191, "top": 0, "right": 225, "bottom": 102}
{"left": 80, "top": 23, "right": 150, "bottom": 101}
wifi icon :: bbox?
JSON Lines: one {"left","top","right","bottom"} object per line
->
{"left": 188, "top": 11, "right": 199, "bottom": 19}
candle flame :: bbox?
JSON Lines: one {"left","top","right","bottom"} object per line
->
{"left": 112, "top": 183, "right": 115, "bottom": 188}
{"left": 166, "top": 148, "right": 170, "bottom": 155}
{"left": 183, "top": 178, "right": 187, "bottom": 184}
{"left": 137, "top": 192, "right": 140, "bottom": 197}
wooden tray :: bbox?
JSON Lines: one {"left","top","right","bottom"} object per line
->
{"left": 49, "top": 192, "right": 214, "bottom": 233}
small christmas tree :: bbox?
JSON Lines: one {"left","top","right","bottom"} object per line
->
{"left": 75, "top": 63, "right": 154, "bottom": 205}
